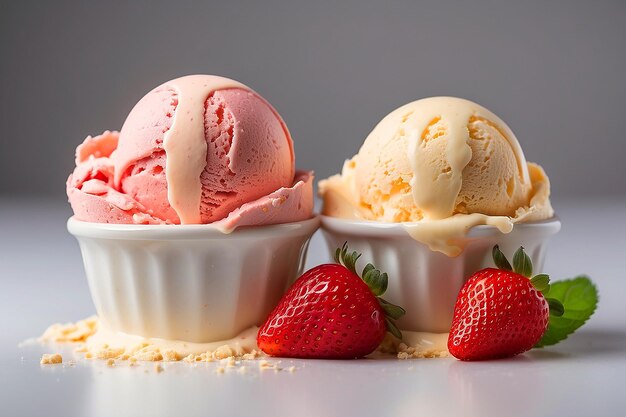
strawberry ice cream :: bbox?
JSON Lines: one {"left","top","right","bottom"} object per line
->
{"left": 67, "top": 75, "right": 313, "bottom": 229}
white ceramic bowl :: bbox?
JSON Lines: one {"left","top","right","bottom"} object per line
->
{"left": 321, "top": 215, "right": 560, "bottom": 333}
{"left": 68, "top": 216, "right": 320, "bottom": 342}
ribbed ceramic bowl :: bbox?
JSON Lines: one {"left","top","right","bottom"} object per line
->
{"left": 321, "top": 215, "right": 560, "bottom": 333}
{"left": 68, "top": 216, "right": 320, "bottom": 342}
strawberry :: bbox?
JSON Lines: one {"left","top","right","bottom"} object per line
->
{"left": 448, "top": 245, "right": 564, "bottom": 361}
{"left": 257, "top": 243, "right": 405, "bottom": 359}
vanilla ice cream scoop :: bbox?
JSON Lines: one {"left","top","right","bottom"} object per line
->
{"left": 319, "top": 97, "right": 553, "bottom": 256}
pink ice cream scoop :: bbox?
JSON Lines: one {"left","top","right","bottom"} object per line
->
{"left": 67, "top": 75, "right": 313, "bottom": 228}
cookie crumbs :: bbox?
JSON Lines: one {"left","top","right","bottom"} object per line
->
{"left": 396, "top": 344, "right": 449, "bottom": 359}
{"left": 162, "top": 349, "right": 181, "bottom": 362}
{"left": 213, "top": 345, "right": 235, "bottom": 360}
{"left": 258, "top": 360, "right": 281, "bottom": 371}
{"left": 155, "top": 364, "right": 164, "bottom": 373}
{"left": 287, "top": 366, "right": 296, "bottom": 373}
{"left": 242, "top": 350, "right": 260, "bottom": 360}
{"left": 106, "top": 359, "right": 115, "bottom": 367}
{"left": 38, "top": 317, "right": 267, "bottom": 367}
{"left": 216, "top": 367, "right": 225, "bottom": 374}
{"left": 40, "top": 316, "right": 98, "bottom": 343}
{"left": 40, "top": 353, "right": 62, "bottom": 365}
{"left": 96, "top": 347, "right": 125, "bottom": 360}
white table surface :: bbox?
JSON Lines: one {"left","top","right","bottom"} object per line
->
{"left": 1, "top": 197, "right": 625, "bottom": 417}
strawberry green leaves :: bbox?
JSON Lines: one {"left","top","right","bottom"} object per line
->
{"left": 362, "top": 263, "right": 388, "bottom": 296}
{"left": 492, "top": 246, "right": 564, "bottom": 317}
{"left": 535, "top": 276, "right": 598, "bottom": 347}
{"left": 492, "top": 245, "right": 513, "bottom": 271}
{"left": 545, "top": 298, "right": 565, "bottom": 317}
{"left": 512, "top": 246, "right": 533, "bottom": 277}
{"left": 378, "top": 298, "right": 405, "bottom": 339}
{"left": 530, "top": 274, "right": 550, "bottom": 292}
{"left": 334, "top": 242, "right": 405, "bottom": 339}
{"left": 334, "top": 242, "right": 361, "bottom": 275}
{"left": 491, "top": 246, "right": 597, "bottom": 349}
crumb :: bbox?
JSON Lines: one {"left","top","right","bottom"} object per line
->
{"left": 258, "top": 360, "right": 280, "bottom": 371}
{"left": 96, "top": 347, "right": 124, "bottom": 360}
{"left": 237, "top": 366, "right": 247, "bottom": 374}
{"left": 37, "top": 317, "right": 265, "bottom": 366}
{"left": 106, "top": 359, "right": 115, "bottom": 367}
{"left": 155, "top": 364, "right": 163, "bottom": 373}
{"left": 397, "top": 349, "right": 449, "bottom": 359}
{"left": 132, "top": 349, "right": 163, "bottom": 362}
{"left": 214, "top": 345, "right": 235, "bottom": 360}
{"left": 40, "top": 353, "right": 62, "bottom": 365}
{"left": 162, "top": 349, "right": 181, "bottom": 362}
{"left": 216, "top": 367, "right": 225, "bottom": 374}
{"left": 39, "top": 316, "right": 98, "bottom": 343}
{"left": 287, "top": 366, "right": 296, "bottom": 373}
{"left": 242, "top": 350, "right": 261, "bottom": 360}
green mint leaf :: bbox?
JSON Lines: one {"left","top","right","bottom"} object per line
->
{"left": 512, "top": 246, "right": 533, "bottom": 277}
{"left": 535, "top": 276, "right": 598, "bottom": 347}
{"left": 492, "top": 245, "right": 513, "bottom": 271}
{"left": 531, "top": 274, "right": 551, "bottom": 292}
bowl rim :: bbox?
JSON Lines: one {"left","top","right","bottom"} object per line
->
{"left": 320, "top": 214, "right": 561, "bottom": 238}
{"left": 67, "top": 215, "right": 320, "bottom": 240}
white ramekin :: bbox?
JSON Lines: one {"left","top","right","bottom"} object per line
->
{"left": 68, "top": 216, "right": 320, "bottom": 343}
{"left": 321, "top": 215, "right": 560, "bottom": 333}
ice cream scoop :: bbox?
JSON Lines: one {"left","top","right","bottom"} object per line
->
{"left": 319, "top": 97, "right": 553, "bottom": 256}
{"left": 65, "top": 75, "right": 318, "bottom": 342}
{"left": 319, "top": 97, "right": 558, "bottom": 331}
{"left": 67, "top": 75, "right": 313, "bottom": 229}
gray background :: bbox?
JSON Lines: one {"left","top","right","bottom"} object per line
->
{"left": 2, "top": 3, "right": 626, "bottom": 416}
{"left": 1, "top": 0, "right": 625, "bottom": 201}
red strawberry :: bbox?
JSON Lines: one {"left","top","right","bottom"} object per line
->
{"left": 257, "top": 243, "right": 405, "bottom": 359}
{"left": 448, "top": 245, "right": 564, "bottom": 361}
